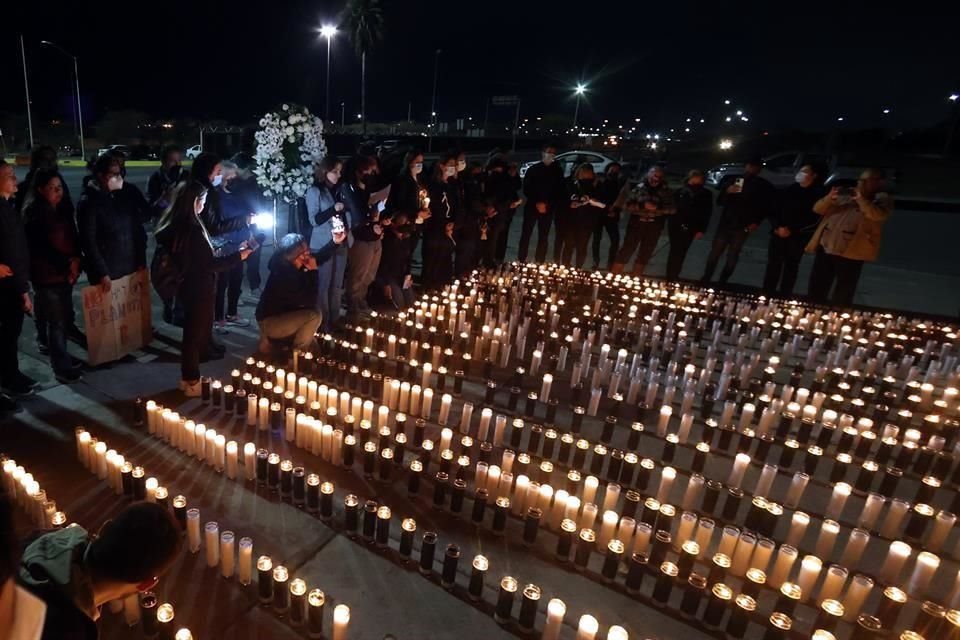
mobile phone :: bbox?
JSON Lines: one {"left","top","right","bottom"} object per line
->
{"left": 735, "top": 178, "right": 745, "bottom": 189}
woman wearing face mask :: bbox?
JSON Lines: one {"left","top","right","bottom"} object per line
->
{"left": 77, "top": 154, "right": 148, "bottom": 294}
{"left": 386, "top": 151, "right": 431, "bottom": 225}
{"left": 341, "top": 155, "right": 384, "bottom": 320}
{"left": 593, "top": 163, "right": 625, "bottom": 270}
{"left": 454, "top": 159, "right": 484, "bottom": 277}
{"left": 422, "top": 155, "right": 460, "bottom": 283}
{"left": 163, "top": 154, "right": 254, "bottom": 396}
{"left": 213, "top": 161, "right": 255, "bottom": 333}
{"left": 377, "top": 213, "right": 418, "bottom": 309}
{"left": 560, "top": 164, "right": 606, "bottom": 269}
{"left": 24, "top": 170, "right": 84, "bottom": 383}
{"left": 306, "top": 156, "right": 353, "bottom": 332}
{"left": 762, "top": 164, "right": 825, "bottom": 297}
{"left": 666, "top": 170, "right": 713, "bottom": 280}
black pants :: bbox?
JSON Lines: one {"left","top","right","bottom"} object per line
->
{"left": 34, "top": 284, "right": 74, "bottom": 373}
{"left": 616, "top": 218, "right": 665, "bottom": 275}
{"left": 702, "top": 226, "right": 750, "bottom": 284}
{"left": 763, "top": 235, "right": 807, "bottom": 297}
{"left": 561, "top": 216, "right": 592, "bottom": 268}
{"left": 666, "top": 224, "right": 696, "bottom": 281}
{"left": 454, "top": 228, "right": 479, "bottom": 277}
{"left": 496, "top": 210, "right": 516, "bottom": 263}
{"left": 180, "top": 274, "right": 215, "bottom": 381}
{"left": 245, "top": 232, "right": 267, "bottom": 290}
{"left": 592, "top": 213, "right": 620, "bottom": 269}
{"left": 0, "top": 290, "right": 25, "bottom": 386}
{"left": 517, "top": 208, "right": 553, "bottom": 263}
{"left": 808, "top": 245, "right": 864, "bottom": 306}
{"left": 215, "top": 262, "right": 244, "bottom": 321}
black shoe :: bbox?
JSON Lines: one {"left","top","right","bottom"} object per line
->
{"left": 0, "top": 393, "right": 21, "bottom": 413}
{"left": 3, "top": 375, "right": 37, "bottom": 397}
{"left": 209, "top": 341, "right": 227, "bottom": 356}
{"left": 68, "top": 324, "right": 88, "bottom": 348}
{"left": 55, "top": 368, "right": 83, "bottom": 384}
{"left": 36, "top": 340, "right": 50, "bottom": 355}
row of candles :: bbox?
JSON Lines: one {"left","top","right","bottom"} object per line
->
{"left": 74, "top": 426, "right": 353, "bottom": 640}
{"left": 2, "top": 455, "right": 67, "bottom": 529}
{"left": 133, "top": 396, "right": 960, "bottom": 639}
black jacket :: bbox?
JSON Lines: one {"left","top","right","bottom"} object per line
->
{"left": 342, "top": 181, "right": 381, "bottom": 243}
{"left": 147, "top": 165, "right": 189, "bottom": 216}
{"left": 772, "top": 183, "right": 826, "bottom": 237}
{"left": 378, "top": 231, "right": 415, "bottom": 286}
{"left": 24, "top": 198, "right": 81, "bottom": 286}
{"left": 423, "top": 232, "right": 455, "bottom": 288}
{"left": 522, "top": 161, "right": 565, "bottom": 212}
{"left": 716, "top": 174, "right": 775, "bottom": 230}
{"left": 76, "top": 182, "right": 148, "bottom": 282}
{"left": 670, "top": 185, "right": 713, "bottom": 235}
{"left": 255, "top": 247, "right": 335, "bottom": 320}
{"left": 386, "top": 172, "right": 423, "bottom": 220}
{"left": 597, "top": 175, "right": 625, "bottom": 210}
{"left": 0, "top": 196, "right": 31, "bottom": 295}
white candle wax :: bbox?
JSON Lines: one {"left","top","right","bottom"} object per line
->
{"left": 145, "top": 477, "right": 158, "bottom": 503}
{"left": 541, "top": 598, "right": 566, "bottom": 640}
{"left": 731, "top": 533, "right": 756, "bottom": 577}
{"left": 657, "top": 467, "right": 676, "bottom": 504}
{"left": 879, "top": 541, "right": 912, "bottom": 584}
{"left": 587, "top": 388, "right": 602, "bottom": 416}
{"left": 768, "top": 545, "right": 798, "bottom": 589}
{"left": 819, "top": 564, "right": 848, "bottom": 604}
{"left": 755, "top": 464, "right": 777, "bottom": 499}
{"left": 906, "top": 551, "right": 939, "bottom": 598}
{"left": 682, "top": 474, "right": 704, "bottom": 512}
{"left": 786, "top": 511, "right": 809, "bottom": 549}
{"left": 839, "top": 528, "right": 870, "bottom": 570}
{"left": 727, "top": 453, "right": 750, "bottom": 490}
{"left": 243, "top": 442, "right": 256, "bottom": 481}
{"left": 205, "top": 522, "right": 220, "bottom": 568}
{"left": 927, "top": 511, "right": 956, "bottom": 552}
{"left": 332, "top": 604, "right": 350, "bottom": 640}
{"left": 825, "top": 482, "right": 851, "bottom": 520}
{"left": 439, "top": 394, "right": 452, "bottom": 425}
{"left": 247, "top": 394, "right": 258, "bottom": 426}
{"left": 238, "top": 537, "right": 253, "bottom": 585}
{"left": 541, "top": 374, "right": 553, "bottom": 403}
{"left": 186, "top": 509, "right": 201, "bottom": 553}
{"left": 815, "top": 520, "right": 840, "bottom": 561}
{"left": 695, "top": 518, "right": 715, "bottom": 553}
{"left": 784, "top": 472, "right": 809, "bottom": 509}
{"left": 602, "top": 483, "right": 620, "bottom": 514}
{"left": 550, "top": 490, "right": 569, "bottom": 529}
{"left": 226, "top": 441, "right": 238, "bottom": 480}
{"left": 842, "top": 574, "right": 873, "bottom": 621}
{"left": 422, "top": 388, "right": 434, "bottom": 420}
{"left": 576, "top": 614, "right": 599, "bottom": 640}
{"left": 859, "top": 493, "right": 885, "bottom": 530}
{"left": 220, "top": 530, "right": 235, "bottom": 578}
{"left": 598, "top": 510, "right": 618, "bottom": 548}
{"left": 583, "top": 475, "right": 599, "bottom": 506}
{"left": 880, "top": 499, "right": 910, "bottom": 539}
{"left": 796, "top": 555, "right": 822, "bottom": 598}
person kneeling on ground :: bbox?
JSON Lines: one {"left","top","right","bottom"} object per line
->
{"left": 18, "top": 502, "right": 182, "bottom": 640}
{"left": 256, "top": 231, "right": 344, "bottom": 356}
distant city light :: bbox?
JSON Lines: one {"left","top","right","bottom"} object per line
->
{"left": 950, "top": 94, "right": 959, "bottom": 102}
{"left": 684, "top": 127, "right": 690, "bottom": 132}
{"left": 882, "top": 108, "right": 891, "bottom": 114}
{"left": 719, "top": 139, "right": 734, "bottom": 150}
{"left": 574, "top": 84, "right": 587, "bottom": 95}
{"left": 837, "top": 117, "right": 844, "bottom": 122}
{"left": 741, "top": 116, "right": 749, "bottom": 122}
{"left": 725, "top": 116, "right": 732, "bottom": 122}
{"left": 724, "top": 99, "right": 731, "bottom": 105}
{"left": 736, "top": 110, "right": 743, "bottom": 116}
{"left": 699, "top": 118, "right": 705, "bottom": 123}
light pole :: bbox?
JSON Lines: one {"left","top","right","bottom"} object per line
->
{"left": 573, "top": 84, "right": 586, "bottom": 130}
{"left": 40, "top": 40, "right": 84, "bottom": 158}
{"left": 319, "top": 25, "right": 338, "bottom": 124}
{"left": 20, "top": 35, "right": 34, "bottom": 148}
{"left": 945, "top": 94, "right": 960, "bottom": 158}
{"left": 340, "top": 102, "right": 345, "bottom": 128}
{"left": 428, "top": 49, "right": 441, "bottom": 152}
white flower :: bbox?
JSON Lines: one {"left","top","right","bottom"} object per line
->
{"left": 282, "top": 104, "right": 289, "bottom": 111}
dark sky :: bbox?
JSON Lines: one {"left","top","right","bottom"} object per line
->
{"left": 4, "top": 0, "right": 958, "bottom": 133}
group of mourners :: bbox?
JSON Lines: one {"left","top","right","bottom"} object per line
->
{"left": 0, "top": 141, "right": 892, "bottom": 408}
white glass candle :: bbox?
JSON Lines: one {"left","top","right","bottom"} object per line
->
{"left": 784, "top": 472, "right": 809, "bottom": 509}
{"left": 769, "top": 545, "right": 798, "bottom": 589}
{"left": 815, "top": 520, "right": 840, "bottom": 561}
{"left": 422, "top": 388, "right": 434, "bottom": 419}
{"left": 513, "top": 475, "right": 530, "bottom": 516}
{"left": 819, "top": 564, "right": 848, "bottom": 604}
{"left": 541, "top": 373, "right": 553, "bottom": 403}
{"left": 332, "top": 604, "right": 350, "bottom": 640}
{"left": 576, "top": 614, "right": 599, "bottom": 640}
{"left": 583, "top": 475, "right": 599, "bottom": 506}
{"left": 550, "top": 490, "right": 569, "bottom": 529}
{"left": 695, "top": 519, "right": 715, "bottom": 553}
{"left": 657, "top": 467, "right": 676, "bottom": 504}
{"left": 187, "top": 509, "right": 201, "bottom": 553}
{"left": 205, "top": 522, "right": 220, "bottom": 568}
{"left": 825, "top": 482, "right": 851, "bottom": 520}
{"left": 243, "top": 443, "right": 256, "bottom": 481}
{"left": 564, "top": 496, "right": 581, "bottom": 525}
{"left": 598, "top": 510, "right": 618, "bottom": 548}
{"left": 859, "top": 493, "right": 885, "bottom": 530}
{"left": 880, "top": 499, "right": 910, "bottom": 539}
{"left": 879, "top": 541, "right": 912, "bottom": 584}
{"left": 731, "top": 533, "right": 756, "bottom": 577}
{"left": 220, "top": 530, "right": 235, "bottom": 578}
{"left": 439, "top": 394, "right": 452, "bottom": 425}
{"left": 927, "top": 511, "right": 956, "bottom": 552}
{"left": 796, "top": 555, "right": 822, "bottom": 597}
{"left": 755, "top": 464, "right": 777, "bottom": 499}
{"left": 226, "top": 441, "right": 238, "bottom": 480}
{"left": 657, "top": 405, "right": 672, "bottom": 437}
{"left": 906, "top": 551, "right": 940, "bottom": 598}
{"left": 786, "top": 511, "right": 809, "bottom": 548}
{"left": 145, "top": 477, "right": 158, "bottom": 503}
{"left": 842, "top": 574, "right": 873, "bottom": 621}
{"left": 541, "top": 598, "right": 566, "bottom": 640}
{"left": 839, "top": 528, "right": 869, "bottom": 570}
{"left": 238, "top": 537, "right": 253, "bottom": 586}
{"left": 728, "top": 453, "right": 750, "bottom": 490}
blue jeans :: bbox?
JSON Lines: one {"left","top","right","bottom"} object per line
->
{"left": 34, "top": 284, "right": 74, "bottom": 373}
{"left": 316, "top": 245, "right": 347, "bottom": 331}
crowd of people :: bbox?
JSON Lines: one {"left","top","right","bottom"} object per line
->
{"left": 0, "top": 142, "right": 893, "bottom": 410}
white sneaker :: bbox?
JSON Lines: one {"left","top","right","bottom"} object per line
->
{"left": 180, "top": 379, "right": 202, "bottom": 397}
{"left": 226, "top": 315, "right": 251, "bottom": 328}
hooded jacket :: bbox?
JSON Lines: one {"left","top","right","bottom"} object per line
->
{"left": 18, "top": 526, "right": 99, "bottom": 640}
{"left": 76, "top": 181, "right": 148, "bottom": 282}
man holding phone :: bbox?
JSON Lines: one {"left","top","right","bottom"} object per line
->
{"left": 806, "top": 169, "right": 892, "bottom": 305}
{"left": 701, "top": 157, "right": 775, "bottom": 285}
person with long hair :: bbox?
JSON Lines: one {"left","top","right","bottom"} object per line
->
{"left": 592, "top": 162, "right": 624, "bottom": 270}
{"left": 342, "top": 155, "right": 385, "bottom": 319}
{"left": 560, "top": 163, "right": 606, "bottom": 269}
{"left": 454, "top": 159, "right": 484, "bottom": 278}
{"left": 213, "top": 160, "right": 255, "bottom": 334}
{"left": 23, "top": 170, "right": 84, "bottom": 383}
{"left": 423, "top": 154, "right": 460, "bottom": 284}
{"left": 160, "top": 153, "right": 253, "bottom": 396}
{"left": 306, "top": 156, "right": 352, "bottom": 331}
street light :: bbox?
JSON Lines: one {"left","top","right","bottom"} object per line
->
{"left": 573, "top": 83, "right": 587, "bottom": 129}
{"left": 949, "top": 94, "right": 959, "bottom": 102}
{"left": 318, "top": 25, "right": 338, "bottom": 123}
{"left": 40, "top": 40, "right": 84, "bottom": 157}
{"left": 428, "top": 49, "right": 441, "bottom": 152}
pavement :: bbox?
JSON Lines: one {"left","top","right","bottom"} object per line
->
{"left": 2, "top": 168, "right": 959, "bottom": 640}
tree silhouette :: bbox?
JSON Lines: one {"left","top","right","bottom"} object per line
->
{"left": 342, "top": 0, "right": 384, "bottom": 136}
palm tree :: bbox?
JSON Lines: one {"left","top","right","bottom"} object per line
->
{"left": 342, "top": 0, "right": 384, "bottom": 136}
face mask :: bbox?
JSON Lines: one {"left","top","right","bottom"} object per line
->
{"left": 413, "top": 163, "right": 423, "bottom": 175}
{"left": 457, "top": 161, "right": 466, "bottom": 172}
{"left": 445, "top": 166, "right": 456, "bottom": 178}
{"left": 168, "top": 165, "right": 182, "bottom": 179}
{"left": 795, "top": 172, "right": 810, "bottom": 185}
{"left": 542, "top": 153, "right": 555, "bottom": 165}
{"left": 212, "top": 174, "right": 223, "bottom": 187}
{"left": 108, "top": 176, "right": 124, "bottom": 192}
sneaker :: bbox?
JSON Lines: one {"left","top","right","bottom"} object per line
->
{"left": 55, "top": 369, "right": 83, "bottom": 384}
{"left": 3, "top": 373, "right": 37, "bottom": 397}
{"left": 225, "top": 315, "right": 250, "bottom": 328}
{"left": 36, "top": 340, "right": 50, "bottom": 355}
{"left": 0, "top": 393, "right": 21, "bottom": 413}
{"left": 180, "top": 379, "right": 202, "bottom": 397}
{"left": 213, "top": 321, "right": 230, "bottom": 335}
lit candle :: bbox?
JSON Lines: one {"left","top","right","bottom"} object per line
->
{"left": 657, "top": 467, "right": 676, "bottom": 504}
{"left": 145, "top": 477, "right": 158, "bottom": 503}
{"left": 784, "top": 472, "right": 809, "bottom": 509}
{"left": 727, "top": 453, "right": 750, "bottom": 490}
{"left": 332, "top": 604, "right": 350, "bottom": 640}
{"left": 769, "top": 545, "right": 798, "bottom": 589}
{"left": 839, "top": 528, "right": 870, "bottom": 570}
{"left": 576, "top": 614, "right": 599, "bottom": 640}
{"left": 819, "top": 564, "right": 848, "bottom": 604}
{"left": 797, "top": 555, "right": 822, "bottom": 598}
{"left": 439, "top": 394, "right": 452, "bottom": 425}
{"left": 541, "top": 598, "right": 566, "bottom": 640}
{"left": 243, "top": 443, "right": 256, "bottom": 481}
{"left": 226, "top": 441, "right": 238, "bottom": 480}
{"left": 859, "top": 493, "right": 885, "bottom": 530}
{"left": 205, "top": 521, "right": 220, "bottom": 568}
{"left": 186, "top": 508, "right": 201, "bottom": 553}
{"left": 814, "top": 519, "right": 840, "bottom": 561}
{"left": 825, "top": 482, "right": 851, "bottom": 520}
{"left": 220, "top": 530, "right": 235, "bottom": 579}
{"left": 238, "top": 537, "right": 253, "bottom": 586}
{"left": 842, "top": 574, "right": 873, "bottom": 621}
{"left": 906, "top": 551, "right": 940, "bottom": 598}
{"left": 422, "top": 388, "right": 434, "bottom": 419}
{"left": 879, "top": 541, "right": 912, "bottom": 584}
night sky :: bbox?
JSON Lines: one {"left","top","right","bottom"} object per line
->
{"left": 4, "top": 0, "right": 958, "bottom": 133}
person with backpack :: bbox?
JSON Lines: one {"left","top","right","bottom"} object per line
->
{"left": 155, "top": 153, "right": 253, "bottom": 396}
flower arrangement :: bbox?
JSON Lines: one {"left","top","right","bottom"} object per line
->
{"left": 253, "top": 104, "right": 327, "bottom": 202}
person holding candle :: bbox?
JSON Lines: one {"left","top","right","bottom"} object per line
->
{"left": 591, "top": 162, "right": 624, "bottom": 271}
{"left": 376, "top": 212, "right": 418, "bottom": 310}
{"left": 256, "top": 233, "right": 339, "bottom": 358}
{"left": 666, "top": 170, "right": 712, "bottom": 281}
{"left": 560, "top": 164, "right": 607, "bottom": 269}
{"left": 306, "top": 156, "right": 353, "bottom": 332}
{"left": 762, "top": 164, "right": 825, "bottom": 297}
{"left": 805, "top": 169, "right": 893, "bottom": 305}
{"left": 479, "top": 157, "right": 518, "bottom": 269}
{"left": 611, "top": 166, "right": 675, "bottom": 277}
{"left": 17, "top": 502, "right": 181, "bottom": 640}
{"left": 519, "top": 143, "right": 565, "bottom": 263}
{"left": 212, "top": 161, "right": 257, "bottom": 334}
{"left": 341, "top": 155, "right": 385, "bottom": 321}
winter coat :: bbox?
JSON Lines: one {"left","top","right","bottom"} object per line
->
{"left": 0, "top": 196, "right": 31, "bottom": 295}
{"left": 24, "top": 197, "right": 81, "bottom": 286}
{"left": 670, "top": 185, "right": 713, "bottom": 235}
{"left": 615, "top": 180, "right": 676, "bottom": 222}
{"left": 147, "top": 165, "right": 189, "bottom": 216}
{"left": 772, "top": 183, "right": 826, "bottom": 238}
{"left": 76, "top": 182, "right": 147, "bottom": 282}
{"left": 386, "top": 172, "right": 424, "bottom": 220}
{"left": 806, "top": 192, "right": 893, "bottom": 262}
{"left": 522, "top": 161, "right": 566, "bottom": 213}
{"left": 255, "top": 246, "right": 336, "bottom": 321}
{"left": 715, "top": 174, "right": 775, "bottom": 230}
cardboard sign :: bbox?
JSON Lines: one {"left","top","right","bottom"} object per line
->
{"left": 81, "top": 270, "right": 153, "bottom": 366}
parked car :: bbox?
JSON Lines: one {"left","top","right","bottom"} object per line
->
{"left": 706, "top": 151, "right": 898, "bottom": 191}
{"left": 376, "top": 139, "right": 401, "bottom": 156}
{"left": 186, "top": 144, "right": 203, "bottom": 159}
{"left": 519, "top": 151, "right": 619, "bottom": 179}
{"left": 97, "top": 144, "right": 130, "bottom": 158}
{"left": 126, "top": 144, "right": 159, "bottom": 161}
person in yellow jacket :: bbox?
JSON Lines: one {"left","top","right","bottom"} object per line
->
{"left": 805, "top": 169, "right": 892, "bottom": 305}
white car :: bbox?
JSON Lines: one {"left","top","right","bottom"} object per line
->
{"left": 706, "top": 151, "right": 898, "bottom": 191}
{"left": 519, "top": 151, "right": 618, "bottom": 179}
{"left": 185, "top": 145, "right": 203, "bottom": 159}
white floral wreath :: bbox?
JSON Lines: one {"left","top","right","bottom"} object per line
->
{"left": 253, "top": 103, "right": 327, "bottom": 202}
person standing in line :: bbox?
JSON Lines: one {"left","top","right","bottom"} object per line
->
{"left": 213, "top": 161, "right": 255, "bottom": 334}
{"left": 806, "top": 169, "right": 892, "bottom": 305}
{"left": 666, "top": 170, "right": 712, "bottom": 280}
{"left": 762, "top": 164, "right": 825, "bottom": 297}
{"left": 518, "top": 143, "right": 564, "bottom": 263}
{"left": 454, "top": 156, "right": 483, "bottom": 277}
{"left": 423, "top": 221, "right": 457, "bottom": 289}
{"left": 480, "top": 158, "right": 516, "bottom": 268}
{"left": 612, "top": 166, "right": 675, "bottom": 276}
{"left": 342, "top": 155, "right": 385, "bottom": 319}
{"left": 23, "top": 170, "right": 84, "bottom": 383}
{"left": 76, "top": 154, "right": 149, "bottom": 294}
{"left": 495, "top": 161, "right": 524, "bottom": 263}
{"left": 592, "top": 162, "right": 624, "bottom": 271}
{"left": 386, "top": 150, "right": 432, "bottom": 276}
{"left": 147, "top": 145, "right": 189, "bottom": 220}
{"left": 0, "top": 160, "right": 36, "bottom": 406}
{"left": 700, "top": 157, "right": 774, "bottom": 285}
{"left": 230, "top": 153, "right": 268, "bottom": 298}
{"left": 561, "top": 164, "right": 606, "bottom": 269}
{"left": 424, "top": 154, "right": 459, "bottom": 281}
{"left": 306, "top": 157, "right": 352, "bottom": 332}
{"left": 377, "top": 212, "right": 418, "bottom": 309}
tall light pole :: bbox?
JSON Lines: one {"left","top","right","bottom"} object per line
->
{"left": 573, "top": 84, "right": 587, "bottom": 130}
{"left": 20, "top": 35, "right": 35, "bottom": 148}
{"left": 319, "top": 25, "right": 338, "bottom": 124}
{"left": 40, "top": 40, "right": 85, "bottom": 158}
{"left": 428, "top": 49, "right": 441, "bottom": 152}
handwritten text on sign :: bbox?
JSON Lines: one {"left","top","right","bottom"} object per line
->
{"left": 81, "top": 270, "right": 152, "bottom": 366}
